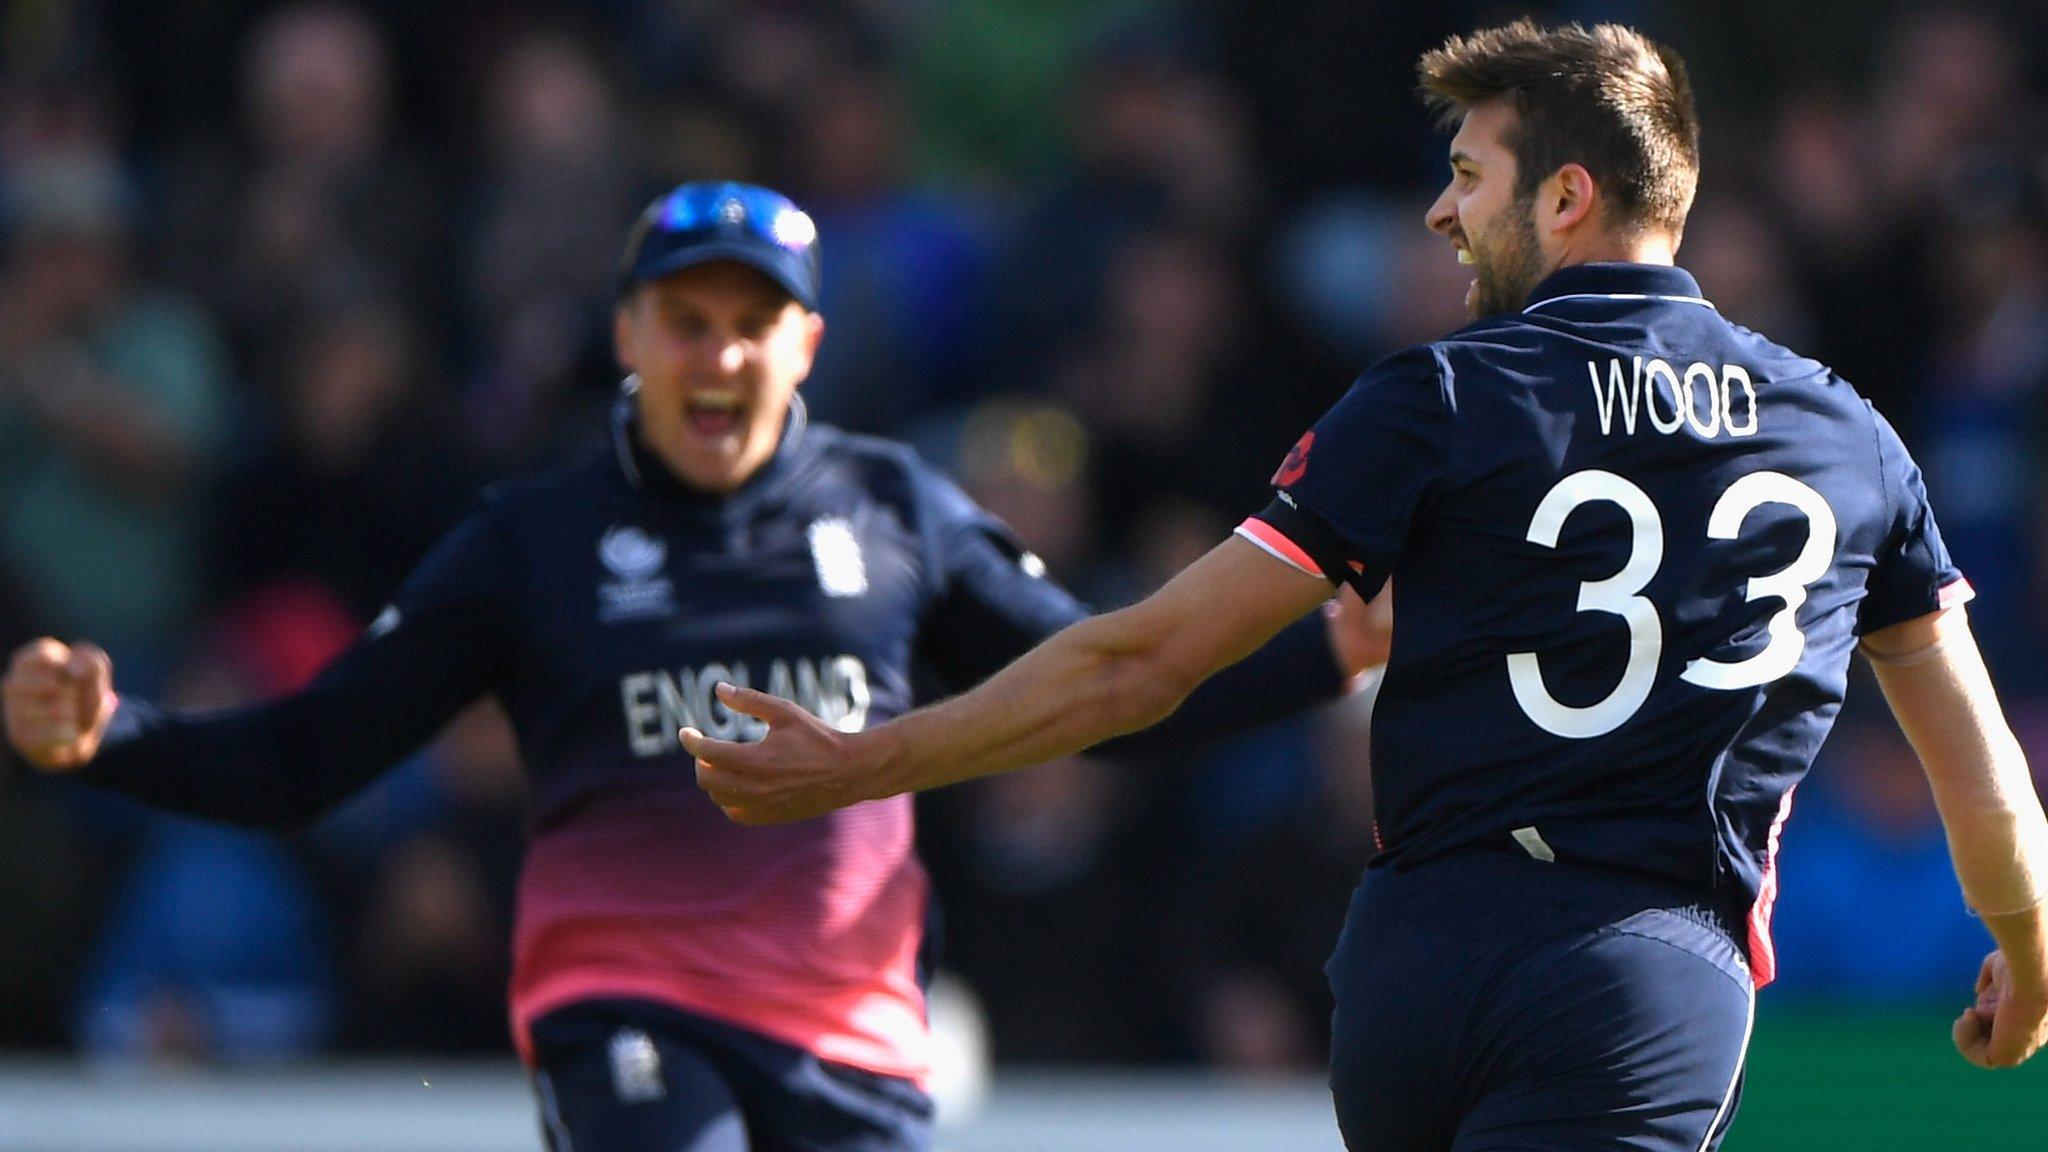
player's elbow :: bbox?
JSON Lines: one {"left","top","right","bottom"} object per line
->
{"left": 1092, "top": 642, "right": 1203, "bottom": 738}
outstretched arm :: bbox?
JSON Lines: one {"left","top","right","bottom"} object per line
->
{"left": 1864, "top": 605, "right": 2048, "bottom": 1069}
{"left": 908, "top": 475, "right": 1384, "bottom": 755}
{"left": 686, "top": 537, "right": 1336, "bottom": 823}
{"left": 0, "top": 510, "right": 515, "bottom": 829}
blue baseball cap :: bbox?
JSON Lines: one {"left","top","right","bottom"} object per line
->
{"left": 618, "top": 182, "right": 822, "bottom": 309}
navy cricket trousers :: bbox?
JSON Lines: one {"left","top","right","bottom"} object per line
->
{"left": 1327, "top": 850, "right": 1755, "bottom": 1152}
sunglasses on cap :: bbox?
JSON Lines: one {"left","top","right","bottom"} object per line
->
{"left": 619, "top": 182, "right": 821, "bottom": 309}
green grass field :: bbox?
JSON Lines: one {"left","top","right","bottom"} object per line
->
{"left": 1733, "top": 1003, "right": 2048, "bottom": 1149}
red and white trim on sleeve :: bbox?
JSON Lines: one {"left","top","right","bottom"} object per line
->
{"left": 1235, "top": 518, "right": 1323, "bottom": 578}
{"left": 1746, "top": 786, "right": 1797, "bottom": 989}
{"left": 1938, "top": 577, "right": 1975, "bottom": 610}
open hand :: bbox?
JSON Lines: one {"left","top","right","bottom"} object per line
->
{"left": 1954, "top": 949, "right": 2048, "bottom": 1069}
{"left": 3, "top": 638, "right": 116, "bottom": 771}
{"left": 681, "top": 683, "right": 887, "bottom": 825}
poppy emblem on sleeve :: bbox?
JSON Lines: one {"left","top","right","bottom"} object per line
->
{"left": 1272, "top": 431, "right": 1314, "bottom": 487}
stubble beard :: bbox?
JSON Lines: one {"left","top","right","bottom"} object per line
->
{"left": 1468, "top": 197, "right": 1544, "bottom": 320}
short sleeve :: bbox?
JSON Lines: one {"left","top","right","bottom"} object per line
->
{"left": 1238, "top": 346, "right": 1456, "bottom": 598}
{"left": 1857, "top": 406, "right": 1972, "bottom": 635}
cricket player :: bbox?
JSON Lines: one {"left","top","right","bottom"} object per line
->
{"left": 3, "top": 181, "right": 1384, "bottom": 1152}
{"left": 682, "top": 25, "right": 2048, "bottom": 1151}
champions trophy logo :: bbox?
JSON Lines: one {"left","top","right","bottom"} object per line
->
{"left": 598, "top": 525, "right": 675, "bottom": 622}
{"left": 600, "top": 525, "right": 666, "bottom": 580}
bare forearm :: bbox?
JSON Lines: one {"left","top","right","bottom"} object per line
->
{"left": 687, "top": 538, "right": 1336, "bottom": 825}
{"left": 869, "top": 610, "right": 1198, "bottom": 795}
{"left": 1870, "top": 621, "right": 2048, "bottom": 979}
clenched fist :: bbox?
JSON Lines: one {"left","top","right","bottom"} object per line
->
{"left": 3, "top": 638, "right": 116, "bottom": 771}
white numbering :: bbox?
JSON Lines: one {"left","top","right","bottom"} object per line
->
{"left": 1681, "top": 473, "right": 1838, "bottom": 690}
{"left": 1510, "top": 469, "right": 1836, "bottom": 739}
{"left": 1508, "top": 471, "right": 1664, "bottom": 739}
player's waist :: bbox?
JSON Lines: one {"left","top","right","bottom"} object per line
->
{"left": 1377, "top": 835, "right": 1747, "bottom": 941}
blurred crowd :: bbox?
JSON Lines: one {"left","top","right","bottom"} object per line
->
{"left": 2, "top": 0, "right": 2047, "bottom": 1074}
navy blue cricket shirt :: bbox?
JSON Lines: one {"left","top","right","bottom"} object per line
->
{"left": 1242, "top": 263, "right": 1968, "bottom": 984}
{"left": 76, "top": 398, "right": 1347, "bottom": 1075}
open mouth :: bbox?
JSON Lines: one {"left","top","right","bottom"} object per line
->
{"left": 686, "top": 391, "right": 746, "bottom": 438}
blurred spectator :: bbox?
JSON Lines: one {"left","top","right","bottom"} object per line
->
{"left": 1682, "top": 196, "right": 1817, "bottom": 349}
{"left": 69, "top": 583, "right": 363, "bottom": 1064}
{"left": 322, "top": 700, "right": 524, "bottom": 1054}
{"left": 457, "top": 27, "right": 634, "bottom": 470}
{"left": 1049, "top": 228, "right": 1302, "bottom": 546}
{"left": 919, "top": 756, "right": 1174, "bottom": 1065}
{"left": 73, "top": 819, "right": 336, "bottom": 1064}
{"left": 208, "top": 302, "right": 474, "bottom": 617}
{"left": 1910, "top": 162, "right": 2048, "bottom": 688}
{"left": 1165, "top": 690, "right": 1378, "bottom": 1074}
{"left": 788, "top": 60, "right": 994, "bottom": 434}
{"left": 165, "top": 3, "right": 445, "bottom": 387}
{"left": 0, "top": 147, "right": 231, "bottom": 684}
{"left": 991, "top": 21, "right": 1259, "bottom": 388}
{"left": 945, "top": 396, "right": 1104, "bottom": 593}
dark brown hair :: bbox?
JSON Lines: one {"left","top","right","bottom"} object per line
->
{"left": 1419, "top": 20, "right": 1699, "bottom": 236}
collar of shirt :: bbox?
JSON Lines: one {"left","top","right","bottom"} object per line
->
{"left": 1519, "top": 262, "right": 1714, "bottom": 315}
{"left": 608, "top": 389, "right": 813, "bottom": 516}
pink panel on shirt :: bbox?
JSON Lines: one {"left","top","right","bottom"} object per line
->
{"left": 1938, "top": 577, "right": 1975, "bottom": 610}
{"left": 1746, "top": 786, "right": 1797, "bottom": 988}
{"left": 508, "top": 781, "right": 931, "bottom": 1085}
{"left": 1235, "top": 518, "right": 1324, "bottom": 578}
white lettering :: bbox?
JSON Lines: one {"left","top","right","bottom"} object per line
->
{"left": 824, "top": 655, "right": 871, "bottom": 732}
{"left": 697, "top": 662, "right": 738, "bottom": 740}
{"left": 1643, "top": 359, "right": 1685, "bottom": 434}
{"left": 1682, "top": 361, "right": 1722, "bottom": 438}
{"left": 655, "top": 669, "right": 693, "bottom": 750}
{"left": 1589, "top": 358, "right": 1641, "bottom": 436}
{"left": 795, "top": 659, "right": 824, "bottom": 718}
{"left": 1722, "top": 365, "right": 1759, "bottom": 437}
{"left": 622, "top": 674, "right": 667, "bottom": 757}
{"left": 1592, "top": 359, "right": 1762, "bottom": 440}
{"left": 622, "top": 655, "right": 877, "bottom": 756}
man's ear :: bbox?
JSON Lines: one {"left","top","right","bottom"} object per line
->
{"left": 614, "top": 302, "right": 639, "bottom": 373}
{"left": 1543, "top": 163, "right": 1599, "bottom": 234}
{"left": 803, "top": 311, "right": 825, "bottom": 361}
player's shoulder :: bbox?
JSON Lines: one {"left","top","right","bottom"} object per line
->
{"left": 805, "top": 422, "right": 923, "bottom": 473}
{"left": 1339, "top": 341, "right": 1460, "bottom": 413}
{"left": 806, "top": 422, "right": 993, "bottom": 533}
{"left": 800, "top": 423, "right": 939, "bottom": 498}
{"left": 1717, "top": 317, "right": 1838, "bottom": 386}
{"left": 471, "top": 447, "right": 618, "bottom": 525}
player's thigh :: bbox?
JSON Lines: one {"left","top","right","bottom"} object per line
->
{"left": 1454, "top": 908, "right": 1753, "bottom": 1152}
{"left": 1326, "top": 873, "right": 1498, "bottom": 1152}
{"left": 531, "top": 1007, "right": 750, "bottom": 1152}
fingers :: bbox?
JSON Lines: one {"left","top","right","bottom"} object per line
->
{"left": 3, "top": 637, "right": 107, "bottom": 770}
{"left": 7, "top": 637, "right": 71, "bottom": 687}
{"left": 1955, "top": 1006, "right": 1994, "bottom": 1069}
{"left": 680, "top": 726, "right": 761, "bottom": 810}
{"left": 712, "top": 682, "right": 806, "bottom": 725}
{"left": 1952, "top": 951, "right": 2048, "bottom": 1070}
{"left": 67, "top": 642, "right": 112, "bottom": 696}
